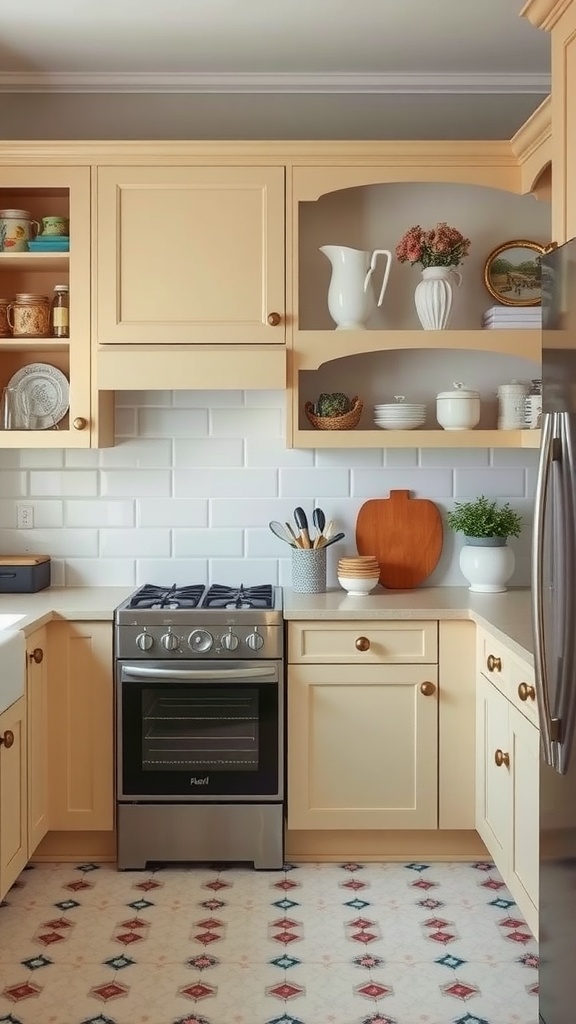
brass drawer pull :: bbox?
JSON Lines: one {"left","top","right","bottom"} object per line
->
{"left": 0, "top": 730, "right": 14, "bottom": 748}
{"left": 487, "top": 654, "right": 502, "bottom": 673}
{"left": 267, "top": 312, "right": 281, "bottom": 326}
{"left": 494, "top": 748, "right": 510, "bottom": 768}
{"left": 420, "top": 681, "right": 436, "bottom": 697}
{"left": 518, "top": 682, "right": 536, "bottom": 702}
{"left": 355, "top": 636, "right": 370, "bottom": 652}
{"left": 28, "top": 647, "right": 44, "bottom": 664}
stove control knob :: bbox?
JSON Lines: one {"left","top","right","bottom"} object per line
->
{"left": 188, "top": 629, "right": 213, "bottom": 653}
{"left": 136, "top": 631, "right": 154, "bottom": 651}
{"left": 221, "top": 628, "right": 239, "bottom": 652}
{"left": 246, "top": 629, "right": 264, "bottom": 652}
{"left": 161, "top": 631, "right": 180, "bottom": 652}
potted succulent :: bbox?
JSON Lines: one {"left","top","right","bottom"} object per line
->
{"left": 446, "top": 495, "right": 523, "bottom": 593}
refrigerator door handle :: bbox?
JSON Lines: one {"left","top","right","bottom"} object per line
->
{"left": 532, "top": 411, "right": 560, "bottom": 766}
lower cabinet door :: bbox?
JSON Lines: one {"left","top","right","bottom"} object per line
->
{"left": 48, "top": 622, "right": 113, "bottom": 831}
{"left": 0, "top": 697, "right": 27, "bottom": 899}
{"left": 27, "top": 628, "right": 49, "bottom": 855}
{"left": 288, "top": 663, "right": 438, "bottom": 830}
{"left": 476, "top": 677, "right": 511, "bottom": 878}
{"left": 510, "top": 705, "right": 539, "bottom": 912}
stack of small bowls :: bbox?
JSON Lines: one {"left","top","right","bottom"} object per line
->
{"left": 374, "top": 398, "right": 426, "bottom": 430}
{"left": 337, "top": 556, "right": 381, "bottom": 595}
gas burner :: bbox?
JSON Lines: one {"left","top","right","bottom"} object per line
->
{"left": 202, "top": 584, "right": 274, "bottom": 610}
{"left": 128, "top": 584, "right": 205, "bottom": 610}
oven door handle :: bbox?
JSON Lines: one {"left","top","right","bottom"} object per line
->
{"left": 121, "top": 664, "right": 278, "bottom": 682}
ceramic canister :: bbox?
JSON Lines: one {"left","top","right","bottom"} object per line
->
{"left": 436, "top": 381, "right": 481, "bottom": 431}
{"left": 40, "top": 215, "right": 69, "bottom": 237}
{"left": 0, "top": 209, "right": 39, "bottom": 252}
{"left": 497, "top": 380, "right": 529, "bottom": 430}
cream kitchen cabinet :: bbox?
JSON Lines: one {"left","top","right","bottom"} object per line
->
{"left": 287, "top": 621, "right": 439, "bottom": 830}
{"left": 0, "top": 161, "right": 113, "bottom": 449}
{"left": 96, "top": 165, "right": 286, "bottom": 347}
{"left": 0, "top": 695, "right": 27, "bottom": 900}
{"left": 26, "top": 629, "right": 49, "bottom": 856}
{"left": 476, "top": 641, "right": 539, "bottom": 937}
{"left": 48, "top": 621, "right": 113, "bottom": 832}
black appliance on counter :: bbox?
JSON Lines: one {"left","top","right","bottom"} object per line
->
{"left": 114, "top": 583, "right": 284, "bottom": 870}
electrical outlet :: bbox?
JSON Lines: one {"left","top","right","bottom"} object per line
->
{"left": 17, "top": 504, "right": 34, "bottom": 530}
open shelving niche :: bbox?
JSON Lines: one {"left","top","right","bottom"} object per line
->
{"left": 288, "top": 169, "right": 548, "bottom": 450}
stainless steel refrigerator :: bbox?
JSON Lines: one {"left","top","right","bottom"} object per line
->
{"left": 533, "top": 237, "right": 576, "bottom": 1024}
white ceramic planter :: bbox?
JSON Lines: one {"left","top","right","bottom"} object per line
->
{"left": 459, "top": 537, "right": 515, "bottom": 593}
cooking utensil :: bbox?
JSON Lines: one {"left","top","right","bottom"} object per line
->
{"left": 284, "top": 521, "right": 302, "bottom": 547}
{"left": 356, "top": 489, "right": 443, "bottom": 589}
{"left": 317, "top": 531, "right": 346, "bottom": 549}
{"left": 312, "top": 507, "right": 326, "bottom": 548}
{"left": 293, "top": 506, "right": 312, "bottom": 548}
{"left": 269, "top": 521, "right": 297, "bottom": 547}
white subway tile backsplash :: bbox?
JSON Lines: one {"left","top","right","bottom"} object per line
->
{"left": 174, "top": 438, "right": 244, "bottom": 467}
{"left": 65, "top": 500, "right": 135, "bottom": 528}
{"left": 211, "top": 408, "right": 283, "bottom": 438}
{"left": 29, "top": 471, "right": 98, "bottom": 497}
{"left": 102, "top": 470, "right": 172, "bottom": 498}
{"left": 138, "top": 499, "right": 208, "bottom": 528}
{"left": 138, "top": 408, "right": 209, "bottom": 437}
{"left": 0, "top": 392, "right": 536, "bottom": 587}
{"left": 174, "top": 529, "right": 244, "bottom": 559}
{"left": 101, "top": 528, "right": 171, "bottom": 558}
{"left": 279, "top": 467, "right": 350, "bottom": 498}
{"left": 176, "top": 468, "right": 277, "bottom": 499}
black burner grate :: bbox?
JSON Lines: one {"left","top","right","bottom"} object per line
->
{"left": 128, "top": 584, "right": 205, "bottom": 609}
{"left": 202, "top": 584, "right": 274, "bottom": 610}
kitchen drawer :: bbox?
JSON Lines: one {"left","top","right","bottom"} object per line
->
{"left": 477, "top": 627, "right": 538, "bottom": 727}
{"left": 288, "top": 620, "right": 438, "bottom": 664}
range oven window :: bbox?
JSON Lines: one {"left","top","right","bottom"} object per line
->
{"left": 142, "top": 687, "right": 259, "bottom": 773}
{"left": 117, "top": 663, "right": 281, "bottom": 799}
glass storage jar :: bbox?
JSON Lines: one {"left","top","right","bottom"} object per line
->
{"left": 7, "top": 293, "right": 51, "bottom": 338}
{"left": 0, "top": 298, "right": 11, "bottom": 337}
{"left": 51, "top": 284, "right": 69, "bottom": 338}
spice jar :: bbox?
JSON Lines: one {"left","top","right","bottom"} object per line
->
{"left": 525, "top": 379, "right": 542, "bottom": 429}
{"left": 7, "top": 293, "right": 51, "bottom": 338}
{"left": 51, "top": 284, "right": 69, "bottom": 338}
{"left": 0, "top": 298, "right": 12, "bottom": 337}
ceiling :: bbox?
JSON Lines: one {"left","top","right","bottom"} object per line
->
{"left": 0, "top": 0, "right": 551, "bottom": 140}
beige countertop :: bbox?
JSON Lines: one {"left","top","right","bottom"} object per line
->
{"left": 283, "top": 586, "right": 534, "bottom": 663}
{"left": 0, "top": 585, "right": 534, "bottom": 664}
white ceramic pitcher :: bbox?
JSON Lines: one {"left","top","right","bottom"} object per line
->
{"left": 320, "top": 245, "right": 393, "bottom": 330}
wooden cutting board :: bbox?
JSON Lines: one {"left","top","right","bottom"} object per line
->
{"left": 356, "top": 489, "right": 443, "bottom": 589}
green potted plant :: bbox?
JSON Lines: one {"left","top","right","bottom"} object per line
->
{"left": 446, "top": 496, "right": 523, "bottom": 593}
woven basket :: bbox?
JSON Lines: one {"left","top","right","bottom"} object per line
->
{"left": 305, "top": 397, "right": 363, "bottom": 431}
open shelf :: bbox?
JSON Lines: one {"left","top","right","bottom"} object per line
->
{"left": 0, "top": 252, "right": 69, "bottom": 272}
{"left": 291, "top": 428, "right": 541, "bottom": 449}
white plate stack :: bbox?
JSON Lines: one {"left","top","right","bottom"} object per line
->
{"left": 374, "top": 399, "right": 426, "bottom": 430}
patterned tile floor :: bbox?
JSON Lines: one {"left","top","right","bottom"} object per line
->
{"left": 0, "top": 860, "right": 538, "bottom": 1024}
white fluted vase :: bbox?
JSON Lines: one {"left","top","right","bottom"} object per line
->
{"left": 459, "top": 537, "right": 515, "bottom": 593}
{"left": 414, "top": 266, "right": 462, "bottom": 330}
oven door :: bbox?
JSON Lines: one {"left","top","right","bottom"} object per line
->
{"left": 117, "top": 659, "right": 282, "bottom": 801}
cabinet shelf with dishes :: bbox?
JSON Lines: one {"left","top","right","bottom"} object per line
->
{"left": 0, "top": 167, "right": 113, "bottom": 447}
{"left": 288, "top": 154, "right": 549, "bottom": 448}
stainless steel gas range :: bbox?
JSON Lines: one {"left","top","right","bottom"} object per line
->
{"left": 114, "top": 583, "right": 284, "bottom": 870}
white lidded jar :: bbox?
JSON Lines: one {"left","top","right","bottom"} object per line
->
{"left": 436, "top": 381, "right": 481, "bottom": 431}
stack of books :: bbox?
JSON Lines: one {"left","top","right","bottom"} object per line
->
{"left": 482, "top": 305, "right": 542, "bottom": 329}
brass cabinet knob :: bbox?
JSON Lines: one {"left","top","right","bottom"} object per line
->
{"left": 420, "top": 681, "right": 436, "bottom": 697}
{"left": 0, "top": 730, "right": 14, "bottom": 748}
{"left": 355, "top": 636, "right": 370, "bottom": 652}
{"left": 494, "top": 748, "right": 510, "bottom": 768}
{"left": 487, "top": 654, "right": 502, "bottom": 673}
{"left": 518, "top": 682, "right": 536, "bottom": 702}
{"left": 28, "top": 647, "right": 44, "bottom": 664}
{"left": 73, "top": 417, "right": 88, "bottom": 430}
{"left": 267, "top": 312, "right": 281, "bottom": 326}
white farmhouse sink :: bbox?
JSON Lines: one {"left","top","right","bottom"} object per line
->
{"left": 0, "top": 629, "right": 25, "bottom": 715}
{"left": 0, "top": 614, "right": 25, "bottom": 630}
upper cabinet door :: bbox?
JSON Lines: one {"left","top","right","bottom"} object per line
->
{"left": 96, "top": 165, "right": 285, "bottom": 345}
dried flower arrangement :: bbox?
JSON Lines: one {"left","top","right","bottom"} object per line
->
{"left": 395, "top": 222, "right": 471, "bottom": 269}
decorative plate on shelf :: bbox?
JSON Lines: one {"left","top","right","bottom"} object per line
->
{"left": 7, "top": 363, "right": 69, "bottom": 429}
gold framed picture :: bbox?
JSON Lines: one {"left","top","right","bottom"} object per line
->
{"left": 483, "top": 240, "right": 546, "bottom": 307}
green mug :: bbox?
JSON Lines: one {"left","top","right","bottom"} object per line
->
{"left": 40, "top": 215, "right": 68, "bottom": 236}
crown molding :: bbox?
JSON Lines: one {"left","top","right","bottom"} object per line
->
{"left": 520, "top": 0, "right": 573, "bottom": 29}
{"left": 510, "top": 95, "right": 552, "bottom": 160}
{"left": 0, "top": 70, "right": 551, "bottom": 95}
